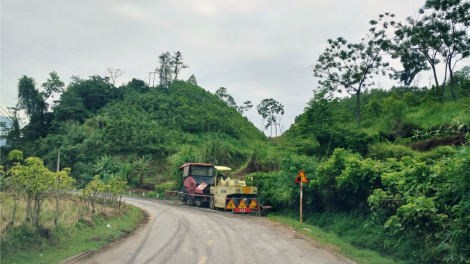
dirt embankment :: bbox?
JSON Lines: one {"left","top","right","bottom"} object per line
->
{"left": 411, "top": 134, "right": 466, "bottom": 151}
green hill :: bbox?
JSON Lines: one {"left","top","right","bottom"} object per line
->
{"left": 3, "top": 76, "right": 265, "bottom": 184}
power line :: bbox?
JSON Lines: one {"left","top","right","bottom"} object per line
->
{"left": 4, "top": 53, "right": 93, "bottom": 74}
{"left": 2, "top": 25, "right": 111, "bottom": 64}
{"left": 0, "top": 106, "right": 13, "bottom": 123}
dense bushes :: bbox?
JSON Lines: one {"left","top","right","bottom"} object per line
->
{"left": 250, "top": 146, "right": 470, "bottom": 263}
{"left": 369, "top": 148, "right": 470, "bottom": 263}
{"left": 368, "top": 142, "right": 455, "bottom": 161}
{"left": 248, "top": 154, "right": 320, "bottom": 210}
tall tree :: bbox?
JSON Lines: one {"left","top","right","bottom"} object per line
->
{"left": 172, "top": 51, "right": 189, "bottom": 80}
{"left": 236, "top": 101, "right": 253, "bottom": 115}
{"left": 313, "top": 33, "right": 391, "bottom": 123}
{"left": 395, "top": 13, "right": 444, "bottom": 100}
{"left": 17, "top": 76, "right": 41, "bottom": 118}
{"left": 215, "top": 87, "right": 236, "bottom": 108}
{"left": 16, "top": 72, "right": 64, "bottom": 140}
{"left": 422, "top": 0, "right": 470, "bottom": 101}
{"left": 370, "top": 13, "right": 430, "bottom": 91}
{"left": 257, "top": 98, "right": 284, "bottom": 137}
{"left": 4, "top": 106, "right": 22, "bottom": 148}
{"left": 156, "top": 52, "right": 173, "bottom": 88}
{"left": 391, "top": 44, "right": 430, "bottom": 90}
{"left": 40, "top": 71, "right": 65, "bottom": 105}
{"left": 18, "top": 72, "right": 65, "bottom": 119}
{"left": 215, "top": 87, "right": 253, "bottom": 115}
{"left": 187, "top": 74, "right": 198, "bottom": 85}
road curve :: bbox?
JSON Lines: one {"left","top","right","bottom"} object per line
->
{"left": 84, "top": 196, "right": 354, "bottom": 264}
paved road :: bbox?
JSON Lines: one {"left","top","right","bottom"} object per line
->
{"left": 84, "top": 196, "right": 354, "bottom": 264}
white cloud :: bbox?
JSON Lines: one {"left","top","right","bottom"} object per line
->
{"left": 115, "top": 4, "right": 147, "bottom": 21}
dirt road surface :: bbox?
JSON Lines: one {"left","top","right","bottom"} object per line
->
{"left": 83, "top": 196, "right": 354, "bottom": 264}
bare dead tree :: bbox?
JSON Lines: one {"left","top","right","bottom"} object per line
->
{"left": 107, "top": 68, "right": 124, "bottom": 85}
{"left": 412, "top": 74, "right": 422, "bottom": 91}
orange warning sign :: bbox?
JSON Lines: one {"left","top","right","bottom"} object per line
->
{"left": 238, "top": 200, "right": 247, "bottom": 209}
{"left": 295, "top": 170, "right": 308, "bottom": 183}
{"left": 226, "top": 199, "right": 236, "bottom": 209}
{"left": 249, "top": 200, "right": 259, "bottom": 209}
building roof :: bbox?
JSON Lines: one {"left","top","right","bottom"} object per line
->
{"left": 179, "top": 163, "right": 214, "bottom": 170}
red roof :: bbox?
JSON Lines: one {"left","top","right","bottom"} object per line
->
{"left": 179, "top": 163, "right": 214, "bottom": 170}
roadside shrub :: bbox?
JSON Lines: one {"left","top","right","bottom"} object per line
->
{"left": 248, "top": 154, "right": 319, "bottom": 209}
{"left": 368, "top": 143, "right": 416, "bottom": 160}
{"left": 154, "top": 181, "right": 176, "bottom": 194}
{"left": 420, "top": 87, "right": 441, "bottom": 105}
{"left": 403, "top": 92, "right": 420, "bottom": 107}
{"left": 314, "top": 148, "right": 382, "bottom": 211}
{"left": 363, "top": 98, "right": 383, "bottom": 119}
{"left": 383, "top": 96, "right": 408, "bottom": 130}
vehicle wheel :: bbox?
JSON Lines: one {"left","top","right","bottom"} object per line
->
{"left": 186, "top": 198, "right": 192, "bottom": 206}
{"left": 195, "top": 199, "right": 201, "bottom": 207}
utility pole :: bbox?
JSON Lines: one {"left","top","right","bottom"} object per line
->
{"left": 152, "top": 71, "right": 157, "bottom": 87}
{"left": 54, "top": 148, "right": 61, "bottom": 227}
{"left": 56, "top": 149, "right": 60, "bottom": 172}
{"left": 148, "top": 72, "right": 153, "bottom": 87}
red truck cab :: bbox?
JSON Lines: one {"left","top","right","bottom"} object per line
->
{"left": 179, "top": 163, "right": 215, "bottom": 206}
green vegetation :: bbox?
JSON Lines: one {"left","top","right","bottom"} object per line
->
{"left": 268, "top": 214, "right": 397, "bottom": 264}
{"left": 2, "top": 204, "right": 142, "bottom": 264}
{"left": 0, "top": 150, "right": 139, "bottom": 263}
{"left": 248, "top": 83, "right": 470, "bottom": 263}
{"left": 1, "top": 77, "right": 265, "bottom": 186}
{"left": 1, "top": 0, "right": 469, "bottom": 263}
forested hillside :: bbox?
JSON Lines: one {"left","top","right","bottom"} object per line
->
{"left": 1, "top": 76, "right": 266, "bottom": 186}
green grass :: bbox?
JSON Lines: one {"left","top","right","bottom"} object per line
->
{"left": 2, "top": 205, "right": 143, "bottom": 264}
{"left": 267, "top": 214, "right": 398, "bottom": 264}
{"left": 405, "top": 101, "right": 468, "bottom": 129}
{"left": 350, "top": 100, "right": 469, "bottom": 139}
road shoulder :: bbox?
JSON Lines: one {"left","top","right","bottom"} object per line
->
{"left": 268, "top": 215, "right": 398, "bottom": 264}
{"left": 58, "top": 206, "right": 149, "bottom": 264}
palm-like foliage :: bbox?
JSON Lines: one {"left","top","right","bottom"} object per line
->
{"left": 134, "top": 155, "right": 152, "bottom": 185}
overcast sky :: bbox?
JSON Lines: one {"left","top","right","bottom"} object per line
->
{"left": 1, "top": 0, "right": 466, "bottom": 134}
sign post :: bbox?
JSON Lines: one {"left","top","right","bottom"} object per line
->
{"left": 295, "top": 170, "right": 308, "bottom": 224}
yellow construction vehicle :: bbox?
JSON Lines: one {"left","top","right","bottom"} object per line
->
{"left": 210, "top": 166, "right": 258, "bottom": 211}
{"left": 178, "top": 163, "right": 259, "bottom": 212}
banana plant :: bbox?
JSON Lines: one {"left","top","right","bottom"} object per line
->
{"left": 134, "top": 155, "right": 152, "bottom": 185}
